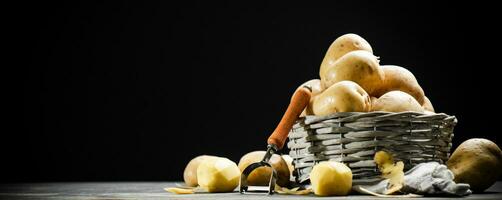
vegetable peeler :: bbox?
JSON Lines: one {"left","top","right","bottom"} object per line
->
{"left": 239, "top": 86, "right": 312, "bottom": 194}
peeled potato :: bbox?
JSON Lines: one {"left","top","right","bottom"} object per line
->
{"left": 298, "top": 79, "right": 324, "bottom": 117}
{"left": 238, "top": 151, "right": 290, "bottom": 187}
{"left": 447, "top": 138, "right": 502, "bottom": 192}
{"left": 183, "top": 155, "right": 217, "bottom": 187}
{"left": 422, "top": 96, "right": 435, "bottom": 112}
{"left": 319, "top": 34, "right": 373, "bottom": 79}
{"left": 321, "top": 50, "right": 383, "bottom": 94}
{"left": 197, "top": 157, "right": 241, "bottom": 193}
{"left": 310, "top": 161, "right": 352, "bottom": 196}
{"left": 373, "top": 65, "right": 425, "bottom": 104}
{"left": 371, "top": 91, "right": 424, "bottom": 113}
{"left": 312, "top": 81, "right": 371, "bottom": 116}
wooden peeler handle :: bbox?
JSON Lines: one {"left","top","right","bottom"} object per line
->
{"left": 267, "top": 86, "right": 312, "bottom": 150}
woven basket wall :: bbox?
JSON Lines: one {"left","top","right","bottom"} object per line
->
{"left": 287, "top": 111, "right": 456, "bottom": 185}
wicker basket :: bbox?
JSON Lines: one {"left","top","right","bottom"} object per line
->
{"left": 287, "top": 111, "right": 456, "bottom": 185}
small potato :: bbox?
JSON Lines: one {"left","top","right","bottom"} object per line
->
{"left": 422, "top": 96, "right": 435, "bottom": 112}
{"left": 312, "top": 81, "right": 371, "bottom": 116}
{"left": 319, "top": 34, "right": 373, "bottom": 79}
{"left": 238, "top": 151, "right": 290, "bottom": 187}
{"left": 371, "top": 91, "right": 424, "bottom": 113}
{"left": 447, "top": 138, "right": 502, "bottom": 192}
{"left": 183, "top": 155, "right": 217, "bottom": 187}
{"left": 321, "top": 50, "right": 384, "bottom": 95}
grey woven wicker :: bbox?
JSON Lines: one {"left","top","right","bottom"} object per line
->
{"left": 287, "top": 111, "right": 456, "bottom": 185}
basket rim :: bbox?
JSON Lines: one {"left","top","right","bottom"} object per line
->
{"left": 300, "top": 111, "right": 456, "bottom": 125}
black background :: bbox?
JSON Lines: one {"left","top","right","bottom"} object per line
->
{"left": 10, "top": 1, "right": 501, "bottom": 182}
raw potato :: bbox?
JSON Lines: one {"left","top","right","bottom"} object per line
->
{"left": 422, "top": 96, "right": 435, "bottom": 112}
{"left": 371, "top": 91, "right": 424, "bottom": 113}
{"left": 197, "top": 157, "right": 241, "bottom": 193}
{"left": 312, "top": 81, "right": 371, "bottom": 116}
{"left": 238, "top": 151, "right": 290, "bottom": 187}
{"left": 447, "top": 138, "right": 502, "bottom": 192}
{"left": 298, "top": 79, "right": 323, "bottom": 97}
{"left": 298, "top": 79, "right": 324, "bottom": 117}
{"left": 183, "top": 155, "right": 217, "bottom": 187}
{"left": 302, "top": 98, "right": 316, "bottom": 116}
{"left": 319, "top": 34, "right": 373, "bottom": 79}
{"left": 310, "top": 161, "right": 352, "bottom": 196}
{"left": 321, "top": 50, "right": 384, "bottom": 94}
{"left": 370, "top": 96, "right": 378, "bottom": 111}
{"left": 373, "top": 65, "right": 425, "bottom": 104}
{"left": 281, "top": 154, "right": 295, "bottom": 180}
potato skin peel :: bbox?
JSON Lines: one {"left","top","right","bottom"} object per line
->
{"left": 374, "top": 151, "right": 405, "bottom": 195}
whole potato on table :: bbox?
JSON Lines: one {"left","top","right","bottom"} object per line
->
{"left": 447, "top": 138, "right": 502, "bottom": 193}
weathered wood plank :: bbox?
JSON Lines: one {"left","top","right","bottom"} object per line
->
{"left": 1, "top": 182, "right": 502, "bottom": 199}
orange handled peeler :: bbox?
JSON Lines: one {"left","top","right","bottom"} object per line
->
{"left": 239, "top": 86, "right": 312, "bottom": 194}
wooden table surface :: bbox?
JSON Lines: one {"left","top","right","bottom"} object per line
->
{"left": 1, "top": 182, "right": 502, "bottom": 199}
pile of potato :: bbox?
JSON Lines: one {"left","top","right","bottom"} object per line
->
{"left": 177, "top": 34, "right": 435, "bottom": 195}
{"left": 175, "top": 34, "right": 502, "bottom": 196}
{"left": 300, "top": 33, "right": 434, "bottom": 116}
{"left": 182, "top": 152, "right": 294, "bottom": 193}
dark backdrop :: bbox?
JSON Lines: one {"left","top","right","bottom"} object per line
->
{"left": 10, "top": 1, "right": 501, "bottom": 182}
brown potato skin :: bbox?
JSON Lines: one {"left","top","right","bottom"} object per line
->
{"left": 321, "top": 50, "right": 383, "bottom": 95}
{"left": 371, "top": 91, "right": 424, "bottom": 113}
{"left": 319, "top": 34, "right": 373, "bottom": 79}
{"left": 447, "top": 138, "right": 502, "bottom": 192}
{"left": 422, "top": 96, "right": 435, "bottom": 112}
{"left": 312, "top": 81, "right": 371, "bottom": 116}
{"left": 373, "top": 65, "right": 425, "bottom": 104}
